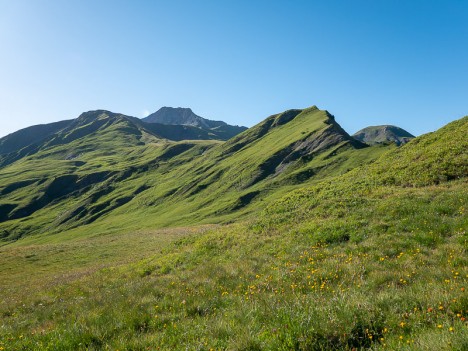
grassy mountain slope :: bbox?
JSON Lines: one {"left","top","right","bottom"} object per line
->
{"left": 0, "top": 110, "right": 219, "bottom": 240}
{"left": 0, "top": 116, "right": 466, "bottom": 350}
{"left": 0, "top": 106, "right": 387, "bottom": 242}
{"left": 107, "top": 107, "right": 377, "bottom": 227}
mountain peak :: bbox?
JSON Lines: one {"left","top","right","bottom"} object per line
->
{"left": 143, "top": 107, "right": 215, "bottom": 128}
{"left": 153, "top": 107, "right": 196, "bottom": 121}
{"left": 142, "top": 106, "right": 247, "bottom": 140}
{"left": 76, "top": 110, "right": 122, "bottom": 122}
{"left": 353, "top": 125, "right": 415, "bottom": 146}
{"left": 159, "top": 106, "right": 194, "bottom": 113}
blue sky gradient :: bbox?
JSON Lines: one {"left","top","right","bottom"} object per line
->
{"left": 1, "top": 0, "right": 467, "bottom": 137}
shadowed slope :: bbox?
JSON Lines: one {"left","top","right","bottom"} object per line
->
{"left": 0, "top": 119, "right": 73, "bottom": 155}
{"left": 0, "top": 110, "right": 219, "bottom": 239}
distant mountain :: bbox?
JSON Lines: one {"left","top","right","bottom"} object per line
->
{"left": 143, "top": 107, "right": 214, "bottom": 127}
{"left": 143, "top": 107, "right": 247, "bottom": 140}
{"left": 352, "top": 125, "right": 415, "bottom": 145}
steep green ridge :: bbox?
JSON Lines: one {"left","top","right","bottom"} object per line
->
{"left": 118, "top": 107, "right": 375, "bottom": 226}
{"left": 264, "top": 116, "right": 468, "bottom": 223}
{"left": 353, "top": 125, "right": 415, "bottom": 145}
{"left": 0, "top": 106, "right": 387, "bottom": 242}
{"left": 0, "top": 115, "right": 466, "bottom": 350}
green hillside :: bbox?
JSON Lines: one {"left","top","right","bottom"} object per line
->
{"left": 0, "top": 111, "right": 466, "bottom": 350}
{"left": 0, "top": 106, "right": 387, "bottom": 242}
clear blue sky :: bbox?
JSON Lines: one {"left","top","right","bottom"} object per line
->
{"left": 1, "top": 0, "right": 467, "bottom": 137}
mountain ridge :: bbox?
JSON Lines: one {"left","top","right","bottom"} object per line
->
{"left": 143, "top": 106, "right": 230, "bottom": 128}
{"left": 0, "top": 105, "right": 387, "bottom": 241}
{"left": 1, "top": 106, "right": 465, "bottom": 243}
{"left": 0, "top": 109, "right": 246, "bottom": 168}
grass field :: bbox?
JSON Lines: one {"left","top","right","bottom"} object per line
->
{"left": 0, "top": 114, "right": 466, "bottom": 350}
{"left": 1, "top": 180, "right": 466, "bottom": 350}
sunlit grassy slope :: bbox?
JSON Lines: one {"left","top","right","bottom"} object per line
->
{"left": 0, "top": 112, "right": 466, "bottom": 350}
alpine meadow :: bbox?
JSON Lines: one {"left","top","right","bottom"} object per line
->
{"left": 0, "top": 105, "right": 467, "bottom": 350}
{"left": 1, "top": 1, "right": 468, "bottom": 350}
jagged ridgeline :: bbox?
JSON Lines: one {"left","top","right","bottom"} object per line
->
{"left": 0, "top": 106, "right": 388, "bottom": 241}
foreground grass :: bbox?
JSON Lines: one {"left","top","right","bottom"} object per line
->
{"left": 1, "top": 179, "right": 466, "bottom": 350}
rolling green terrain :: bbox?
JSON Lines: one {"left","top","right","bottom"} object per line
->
{"left": 0, "top": 106, "right": 386, "bottom": 242}
{"left": 0, "top": 107, "right": 467, "bottom": 350}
